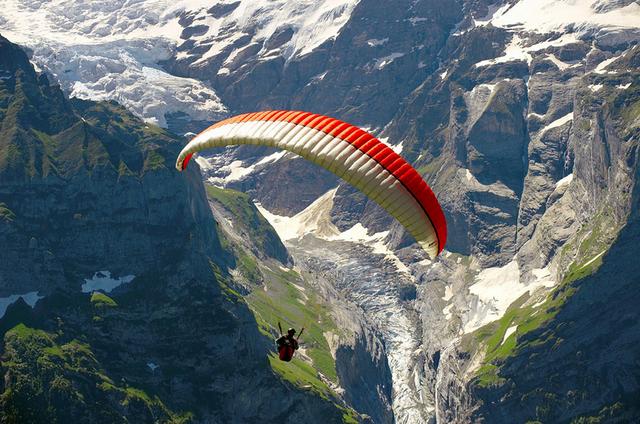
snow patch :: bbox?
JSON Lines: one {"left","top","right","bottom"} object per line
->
{"left": 465, "top": 261, "right": 521, "bottom": 333}
{"left": 208, "top": 151, "right": 288, "bottom": 185}
{"left": 256, "top": 189, "right": 340, "bottom": 241}
{"left": 257, "top": 190, "right": 411, "bottom": 275}
{"left": 474, "top": 3, "right": 511, "bottom": 27}
{"left": 374, "top": 52, "right": 405, "bottom": 70}
{"left": 461, "top": 168, "right": 518, "bottom": 199}
{"left": 589, "top": 84, "right": 604, "bottom": 92}
{"left": 488, "top": 0, "right": 640, "bottom": 34}
{"left": 476, "top": 31, "right": 584, "bottom": 69}
{"left": 442, "top": 304, "right": 454, "bottom": 320}
{"left": 0, "top": 292, "right": 43, "bottom": 319}
{"left": 530, "top": 267, "right": 556, "bottom": 288}
{"left": 465, "top": 169, "right": 473, "bottom": 182}
{"left": 464, "top": 260, "right": 555, "bottom": 333}
{"left": 594, "top": 55, "right": 621, "bottom": 74}
{"left": 546, "top": 53, "right": 571, "bottom": 71}
{"left": 378, "top": 136, "right": 403, "bottom": 154}
{"left": 82, "top": 271, "right": 135, "bottom": 293}
{"left": 408, "top": 17, "right": 428, "bottom": 25}
{"left": 475, "top": 35, "right": 532, "bottom": 67}
{"left": 442, "top": 285, "right": 453, "bottom": 302}
{"left": 540, "top": 113, "right": 573, "bottom": 135}
{"left": 617, "top": 83, "right": 632, "bottom": 90}
{"left": 367, "top": 37, "right": 389, "bottom": 47}
{"left": 527, "top": 33, "right": 580, "bottom": 52}
{"left": 555, "top": 173, "right": 574, "bottom": 188}
{"left": 502, "top": 325, "right": 518, "bottom": 345}
{"left": 581, "top": 249, "right": 607, "bottom": 269}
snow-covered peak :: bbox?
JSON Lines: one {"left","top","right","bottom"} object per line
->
{"left": 2, "top": 0, "right": 177, "bottom": 45}
{"left": 1, "top": 0, "right": 229, "bottom": 127}
{"left": 169, "top": 0, "right": 360, "bottom": 64}
{"left": 0, "top": 0, "right": 360, "bottom": 127}
{"left": 482, "top": 0, "right": 640, "bottom": 34}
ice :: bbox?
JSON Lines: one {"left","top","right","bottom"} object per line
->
{"left": 82, "top": 271, "right": 135, "bottom": 293}
{"left": 0, "top": 292, "right": 43, "bottom": 319}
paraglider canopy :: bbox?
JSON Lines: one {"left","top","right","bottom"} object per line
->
{"left": 176, "top": 110, "right": 447, "bottom": 258}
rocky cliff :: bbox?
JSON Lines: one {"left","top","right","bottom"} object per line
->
{"left": 0, "top": 34, "right": 351, "bottom": 423}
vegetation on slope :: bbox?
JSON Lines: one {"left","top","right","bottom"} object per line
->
{"left": 0, "top": 324, "right": 190, "bottom": 424}
{"left": 205, "top": 185, "right": 358, "bottom": 422}
{"left": 468, "top": 207, "right": 619, "bottom": 388}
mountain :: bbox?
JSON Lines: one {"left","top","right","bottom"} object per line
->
{"left": 1, "top": 0, "right": 640, "bottom": 423}
{"left": 0, "top": 34, "right": 355, "bottom": 423}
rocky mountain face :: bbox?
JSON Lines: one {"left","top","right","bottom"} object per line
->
{"left": 0, "top": 35, "right": 352, "bottom": 423}
{"left": 1, "top": 1, "right": 640, "bottom": 423}
{"left": 184, "top": 1, "right": 640, "bottom": 421}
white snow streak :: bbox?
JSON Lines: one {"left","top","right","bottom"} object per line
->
{"left": 540, "top": 113, "right": 573, "bottom": 135}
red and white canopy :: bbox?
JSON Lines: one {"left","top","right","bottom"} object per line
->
{"left": 176, "top": 110, "right": 447, "bottom": 258}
